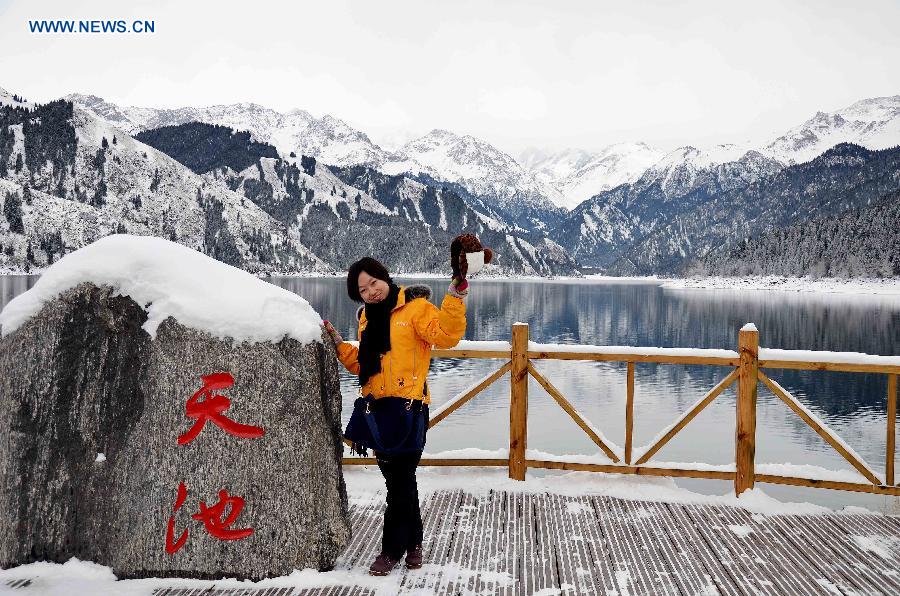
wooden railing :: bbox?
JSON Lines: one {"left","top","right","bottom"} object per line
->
{"left": 342, "top": 323, "right": 900, "bottom": 497}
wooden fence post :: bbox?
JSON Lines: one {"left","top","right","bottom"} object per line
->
{"left": 736, "top": 323, "right": 759, "bottom": 495}
{"left": 887, "top": 373, "right": 896, "bottom": 486}
{"left": 509, "top": 323, "right": 529, "bottom": 480}
{"left": 625, "top": 362, "right": 635, "bottom": 465}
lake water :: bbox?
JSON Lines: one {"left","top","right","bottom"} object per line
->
{"left": 2, "top": 275, "right": 898, "bottom": 511}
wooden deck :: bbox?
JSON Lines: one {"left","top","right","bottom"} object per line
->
{"left": 145, "top": 488, "right": 900, "bottom": 595}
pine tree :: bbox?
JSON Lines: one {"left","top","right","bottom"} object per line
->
{"left": 3, "top": 191, "right": 25, "bottom": 234}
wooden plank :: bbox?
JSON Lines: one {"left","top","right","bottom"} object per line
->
{"left": 835, "top": 510, "right": 900, "bottom": 540}
{"left": 605, "top": 496, "right": 681, "bottom": 594}
{"left": 471, "top": 489, "right": 505, "bottom": 595}
{"left": 400, "top": 491, "right": 449, "bottom": 592}
{"left": 438, "top": 492, "right": 479, "bottom": 595}
{"left": 343, "top": 458, "right": 509, "bottom": 467}
{"left": 514, "top": 492, "right": 533, "bottom": 596}
{"left": 542, "top": 493, "right": 597, "bottom": 594}
{"left": 527, "top": 458, "right": 735, "bottom": 480}
{"left": 620, "top": 498, "right": 720, "bottom": 596}
{"left": 760, "top": 371, "right": 882, "bottom": 485}
{"left": 509, "top": 323, "right": 529, "bottom": 480}
{"left": 499, "top": 492, "right": 519, "bottom": 596}
{"left": 665, "top": 502, "right": 754, "bottom": 596}
{"left": 707, "top": 504, "right": 826, "bottom": 595}
{"left": 682, "top": 503, "right": 781, "bottom": 595}
{"left": 634, "top": 368, "right": 740, "bottom": 465}
{"left": 534, "top": 493, "right": 562, "bottom": 594}
{"left": 560, "top": 494, "right": 617, "bottom": 594}
{"left": 528, "top": 351, "right": 740, "bottom": 367}
{"left": 572, "top": 495, "right": 619, "bottom": 594}
{"left": 823, "top": 514, "right": 900, "bottom": 591}
{"left": 625, "top": 362, "right": 635, "bottom": 464}
{"left": 888, "top": 373, "right": 897, "bottom": 486}
{"left": 736, "top": 327, "right": 759, "bottom": 495}
{"left": 460, "top": 490, "right": 494, "bottom": 595}
{"left": 528, "top": 363, "right": 620, "bottom": 462}
{"left": 418, "top": 489, "right": 464, "bottom": 595}
{"left": 760, "top": 360, "right": 900, "bottom": 374}
{"left": 512, "top": 492, "right": 530, "bottom": 596}
{"left": 766, "top": 512, "right": 893, "bottom": 595}
{"left": 654, "top": 501, "right": 741, "bottom": 596}
{"left": 431, "top": 349, "right": 510, "bottom": 359}
{"left": 755, "top": 474, "right": 900, "bottom": 496}
{"left": 428, "top": 361, "right": 511, "bottom": 428}
{"left": 591, "top": 496, "right": 657, "bottom": 595}
{"left": 332, "top": 493, "right": 382, "bottom": 571}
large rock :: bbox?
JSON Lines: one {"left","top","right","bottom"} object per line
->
{"left": 0, "top": 282, "right": 350, "bottom": 580}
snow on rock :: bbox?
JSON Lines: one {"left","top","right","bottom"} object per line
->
{"left": 93, "top": 453, "right": 106, "bottom": 463}
{"left": 0, "top": 235, "right": 323, "bottom": 343}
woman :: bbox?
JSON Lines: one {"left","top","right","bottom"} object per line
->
{"left": 322, "top": 256, "right": 469, "bottom": 576}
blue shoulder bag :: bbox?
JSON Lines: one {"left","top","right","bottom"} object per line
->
{"left": 344, "top": 395, "right": 428, "bottom": 457}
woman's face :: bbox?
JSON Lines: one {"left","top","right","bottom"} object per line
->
{"left": 358, "top": 271, "right": 390, "bottom": 304}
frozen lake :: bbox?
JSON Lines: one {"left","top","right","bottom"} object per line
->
{"left": 2, "top": 274, "right": 898, "bottom": 510}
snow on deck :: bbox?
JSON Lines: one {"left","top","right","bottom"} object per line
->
{"left": 0, "top": 235, "right": 323, "bottom": 343}
{"left": 3, "top": 470, "right": 899, "bottom": 595}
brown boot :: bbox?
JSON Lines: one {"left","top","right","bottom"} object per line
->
{"left": 368, "top": 552, "right": 400, "bottom": 576}
{"left": 405, "top": 544, "right": 423, "bottom": 569}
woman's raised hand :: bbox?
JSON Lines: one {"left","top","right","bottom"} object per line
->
{"left": 322, "top": 320, "right": 344, "bottom": 346}
{"left": 448, "top": 276, "right": 469, "bottom": 298}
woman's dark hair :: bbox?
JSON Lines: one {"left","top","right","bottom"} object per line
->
{"left": 347, "top": 257, "right": 393, "bottom": 302}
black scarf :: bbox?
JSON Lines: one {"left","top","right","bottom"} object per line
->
{"left": 358, "top": 283, "right": 401, "bottom": 388}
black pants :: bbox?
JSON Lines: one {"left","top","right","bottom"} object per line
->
{"left": 375, "top": 401, "right": 428, "bottom": 558}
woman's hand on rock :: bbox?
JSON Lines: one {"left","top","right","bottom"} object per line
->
{"left": 322, "top": 320, "right": 344, "bottom": 346}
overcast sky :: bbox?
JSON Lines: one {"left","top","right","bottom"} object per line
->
{"left": 1, "top": 0, "right": 898, "bottom": 157}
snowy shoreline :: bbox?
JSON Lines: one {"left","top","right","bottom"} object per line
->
{"left": 4, "top": 266, "right": 900, "bottom": 296}
{"left": 659, "top": 275, "right": 900, "bottom": 296}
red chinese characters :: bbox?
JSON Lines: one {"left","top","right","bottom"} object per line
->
{"left": 165, "top": 482, "right": 189, "bottom": 554}
{"left": 166, "top": 483, "right": 254, "bottom": 554}
{"left": 192, "top": 489, "right": 254, "bottom": 541}
{"left": 166, "top": 372, "right": 263, "bottom": 555}
{"left": 177, "top": 372, "right": 265, "bottom": 445}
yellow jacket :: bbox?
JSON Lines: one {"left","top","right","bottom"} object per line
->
{"left": 336, "top": 285, "right": 466, "bottom": 404}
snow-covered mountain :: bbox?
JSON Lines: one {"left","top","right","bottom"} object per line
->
{"left": 65, "top": 93, "right": 391, "bottom": 167}
{"left": 763, "top": 95, "right": 900, "bottom": 165}
{"left": 550, "top": 147, "right": 785, "bottom": 268}
{"left": 520, "top": 143, "right": 665, "bottom": 210}
{"left": 66, "top": 96, "right": 568, "bottom": 230}
{"left": 382, "top": 129, "right": 566, "bottom": 228}
{"left": 634, "top": 144, "right": 779, "bottom": 199}
{"left": 0, "top": 96, "right": 329, "bottom": 274}
{"left": 0, "top": 90, "right": 579, "bottom": 276}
